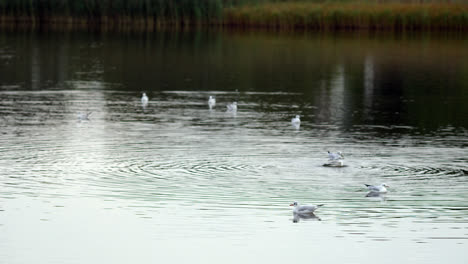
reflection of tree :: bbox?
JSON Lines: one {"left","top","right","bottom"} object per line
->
{"left": 2, "top": 33, "right": 72, "bottom": 90}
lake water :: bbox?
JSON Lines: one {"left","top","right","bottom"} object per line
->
{"left": 0, "top": 30, "right": 467, "bottom": 264}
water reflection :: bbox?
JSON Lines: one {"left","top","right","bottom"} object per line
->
{"left": 208, "top": 96, "right": 216, "bottom": 110}
{"left": 0, "top": 30, "right": 468, "bottom": 264}
{"left": 365, "top": 192, "right": 388, "bottom": 202}
{"left": 292, "top": 122, "right": 300, "bottom": 130}
{"left": 292, "top": 212, "right": 321, "bottom": 223}
{"left": 141, "top": 92, "right": 149, "bottom": 107}
{"left": 1, "top": 31, "right": 467, "bottom": 134}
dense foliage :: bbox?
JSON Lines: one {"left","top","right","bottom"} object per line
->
{"left": 0, "top": 0, "right": 223, "bottom": 23}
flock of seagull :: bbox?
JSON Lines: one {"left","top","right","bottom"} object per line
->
{"left": 290, "top": 182, "right": 389, "bottom": 222}
{"left": 294, "top": 150, "right": 389, "bottom": 219}
{"left": 206, "top": 95, "right": 391, "bottom": 219}
{"left": 132, "top": 93, "right": 389, "bottom": 219}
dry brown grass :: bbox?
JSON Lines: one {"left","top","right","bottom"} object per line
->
{"left": 223, "top": 2, "right": 468, "bottom": 31}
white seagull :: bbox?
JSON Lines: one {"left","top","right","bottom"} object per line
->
{"left": 365, "top": 183, "right": 389, "bottom": 193}
{"left": 208, "top": 96, "right": 216, "bottom": 109}
{"left": 324, "top": 151, "right": 345, "bottom": 166}
{"left": 141, "top": 93, "right": 149, "bottom": 105}
{"left": 77, "top": 112, "right": 92, "bottom": 121}
{"left": 291, "top": 115, "right": 301, "bottom": 125}
{"left": 227, "top": 102, "right": 237, "bottom": 112}
{"left": 290, "top": 201, "right": 324, "bottom": 214}
{"left": 328, "top": 151, "right": 344, "bottom": 161}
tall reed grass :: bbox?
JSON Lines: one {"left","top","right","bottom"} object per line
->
{"left": 223, "top": 2, "right": 468, "bottom": 30}
{"left": 0, "top": 0, "right": 223, "bottom": 29}
{"left": 0, "top": 0, "right": 467, "bottom": 30}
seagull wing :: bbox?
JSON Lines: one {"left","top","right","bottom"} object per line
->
{"left": 297, "top": 205, "right": 321, "bottom": 213}
{"left": 328, "top": 152, "right": 340, "bottom": 160}
{"left": 365, "top": 184, "right": 380, "bottom": 192}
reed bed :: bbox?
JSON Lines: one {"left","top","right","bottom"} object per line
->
{"left": 0, "top": 1, "right": 467, "bottom": 31}
{"left": 223, "top": 2, "right": 468, "bottom": 31}
{"left": 0, "top": 0, "right": 224, "bottom": 29}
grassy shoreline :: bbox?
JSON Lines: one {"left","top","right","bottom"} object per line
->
{"left": 1, "top": 2, "right": 467, "bottom": 31}
{"left": 224, "top": 2, "right": 468, "bottom": 31}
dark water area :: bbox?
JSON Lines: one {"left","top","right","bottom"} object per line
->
{"left": 0, "top": 30, "right": 467, "bottom": 263}
{"left": 1, "top": 30, "right": 467, "bottom": 137}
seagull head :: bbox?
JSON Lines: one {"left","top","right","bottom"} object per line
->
{"left": 296, "top": 115, "right": 300, "bottom": 119}
{"left": 289, "top": 201, "right": 298, "bottom": 207}
{"left": 382, "top": 183, "right": 389, "bottom": 188}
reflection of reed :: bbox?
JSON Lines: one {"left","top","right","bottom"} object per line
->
{"left": 0, "top": 0, "right": 224, "bottom": 30}
{"left": 4, "top": 28, "right": 467, "bottom": 133}
{"left": 314, "top": 64, "right": 346, "bottom": 124}
{"left": 292, "top": 122, "right": 300, "bottom": 130}
{"left": 363, "top": 55, "right": 374, "bottom": 119}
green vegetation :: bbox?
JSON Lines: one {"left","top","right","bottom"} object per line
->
{"left": 0, "top": 0, "right": 467, "bottom": 30}
{"left": 0, "top": 0, "right": 224, "bottom": 29}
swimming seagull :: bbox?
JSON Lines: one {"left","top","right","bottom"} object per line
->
{"left": 141, "top": 93, "right": 149, "bottom": 105}
{"left": 208, "top": 96, "right": 216, "bottom": 109}
{"left": 365, "top": 183, "right": 389, "bottom": 193}
{"left": 290, "top": 201, "right": 324, "bottom": 214}
{"left": 291, "top": 115, "right": 301, "bottom": 125}
{"left": 77, "top": 112, "right": 92, "bottom": 121}
{"left": 328, "top": 151, "right": 344, "bottom": 161}
{"left": 324, "top": 151, "right": 345, "bottom": 166}
{"left": 227, "top": 102, "right": 237, "bottom": 112}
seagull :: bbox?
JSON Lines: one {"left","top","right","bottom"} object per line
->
{"left": 208, "top": 96, "right": 216, "bottom": 109}
{"left": 290, "top": 201, "right": 324, "bottom": 214}
{"left": 141, "top": 93, "right": 149, "bottom": 105}
{"left": 227, "top": 102, "right": 237, "bottom": 112}
{"left": 324, "top": 151, "right": 345, "bottom": 166}
{"left": 328, "top": 151, "right": 344, "bottom": 161}
{"left": 77, "top": 112, "right": 92, "bottom": 121}
{"left": 291, "top": 115, "right": 301, "bottom": 125}
{"left": 365, "top": 183, "right": 389, "bottom": 193}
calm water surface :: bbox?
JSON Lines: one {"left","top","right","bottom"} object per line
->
{"left": 0, "top": 30, "right": 467, "bottom": 263}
